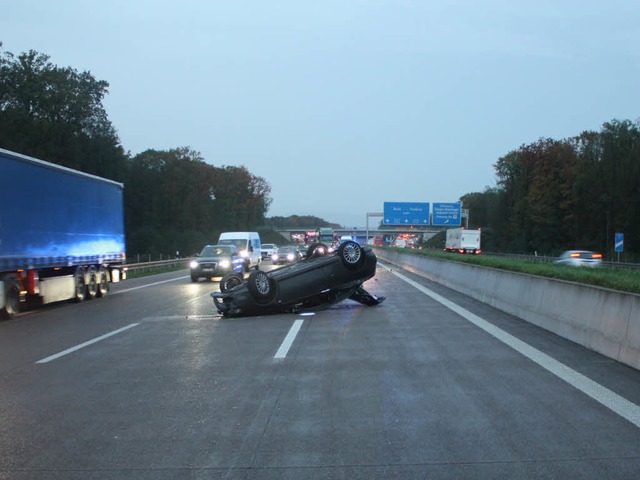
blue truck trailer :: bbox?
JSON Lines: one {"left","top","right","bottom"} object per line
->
{"left": 0, "top": 148, "right": 126, "bottom": 319}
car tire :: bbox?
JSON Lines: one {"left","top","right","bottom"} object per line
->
{"left": 247, "top": 270, "right": 276, "bottom": 302}
{"left": 338, "top": 241, "right": 365, "bottom": 270}
{"left": 190, "top": 272, "right": 200, "bottom": 282}
{"left": 306, "top": 243, "right": 328, "bottom": 259}
{"left": 220, "top": 273, "right": 244, "bottom": 292}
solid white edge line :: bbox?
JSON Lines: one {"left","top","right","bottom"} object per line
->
{"left": 274, "top": 319, "right": 304, "bottom": 359}
{"left": 36, "top": 323, "right": 140, "bottom": 364}
{"left": 378, "top": 261, "right": 640, "bottom": 429}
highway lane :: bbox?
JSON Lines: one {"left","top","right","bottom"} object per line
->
{"left": 1, "top": 262, "right": 640, "bottom": 479}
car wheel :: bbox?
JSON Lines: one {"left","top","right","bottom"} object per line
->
{"left": 190, "top": 272, "right": 200, "bottom": 282}
{"left": 220, "top": 273, "right": 244, "bottom": 292}
{"left": 307, "top": 243, "right": 328, "bottom": 259}
{"left": 247, "top": 270, "right": 276, "bottom": 301}
{"left": 338, "top": 241, "right": 364, "bottom": 269}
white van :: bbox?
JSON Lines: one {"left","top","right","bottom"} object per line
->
{"left": 217, "top": 232, "right": 262, "bottom": 269}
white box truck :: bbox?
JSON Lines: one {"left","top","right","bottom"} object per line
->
{"left": 444, "top": 228, "right": 481, "bottom": 254}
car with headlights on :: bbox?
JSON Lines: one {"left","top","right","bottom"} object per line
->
{"left": 261, "top": 243, "right": 278, "bottom": 260}
{"left": 271, "top": 245, "right": 302, "bottom": 265}
{"left": 190, "top": 245, "right": 247, "bottom": 282}
{"left": 211, "top": 241, "right": 385, "bottom": 317}
{"left": 554, "top": 250, "right": 603, "bottom": 267}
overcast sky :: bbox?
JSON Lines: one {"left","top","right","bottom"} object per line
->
{"left": 3, "top": 1, "right": 639, "bottom": 227}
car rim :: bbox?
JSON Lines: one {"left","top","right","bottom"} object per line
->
{"left": 343, "top": 243, "right": 361, "bottom": 264}
{"left": 255, "top": 272, "right": 270, "bottom": 295}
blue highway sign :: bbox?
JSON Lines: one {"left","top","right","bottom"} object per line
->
{"left": 432, "top": 202, "right": 461, "bottom": 226}
{"left": 615, "top": 232, "right": 624, "bottom": 253}
{"left": 383, "top": 202, "right": 430, "bottom": 225}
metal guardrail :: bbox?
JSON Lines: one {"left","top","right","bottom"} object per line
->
{"left": 124, "top": 258, "right": 190, "bottom": 274}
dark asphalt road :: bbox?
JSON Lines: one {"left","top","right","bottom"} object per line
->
{"left": 1, "top": 261, "right": 639, "bottom": 479}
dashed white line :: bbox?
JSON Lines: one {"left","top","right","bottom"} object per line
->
{"left": 36, "top": 323, "right": 140, "bottom": 364}
{"left": 274, "top": 319, "right": 304, "bottom": 359}
{"left": 379, "top": 262, "right": 640, "bottom": 429}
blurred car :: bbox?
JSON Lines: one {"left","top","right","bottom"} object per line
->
{"left": 189, "top": 245, "right": 246, "bottom": 282}
{"left": 297, "top": 244, "right": 308, "bottom": 258}
{"left": 211, "top": 241, "right": 385, "bottom": 317}
{"left": 271, "top": 245, "right": 302, "bottom": 265}
{"left": 555, "top": 250, "right": 603, "bottom": 267}
{"left": 261, "top": 243, "right": 278, "bottom": 260}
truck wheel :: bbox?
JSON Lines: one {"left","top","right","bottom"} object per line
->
{"left": 74, "top": 267, "right": 86, "bottom": 302}
{"left": 97, "top": 266, "right": 110, "bottom": 297}
{"left": 338, "top": 241, "right": 364, "bottom": 270}
{"left": 220, "top": 273, "right": 243, "bottom": 292}
{"left": 1, "top": 280, "right": 21, "bottom": 320}
{"left": 247, "top": 270, "right": 276, "bottom": 302}
{"left": 85, "top": 266, "right": 98, "bottom": 299}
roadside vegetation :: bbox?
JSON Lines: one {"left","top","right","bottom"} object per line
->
{"left": 382, "top": 247, "right": 640, "bottom": 295}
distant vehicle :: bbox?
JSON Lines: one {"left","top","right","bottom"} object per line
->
{"left": 189, "top": 245, "right": 246, "bottom": 282}
{"left": 212, "top": 241, "right": 385, "bottom": 317}
{"left": 444, "top": 228, "right": 482, "bottom": 254}
{"left": 317, "top": 227, "right": 334, "bottom": 245}
{"left": 217, "top": 232, "right": 262, "bottom": 269}
{"left": 392, "top": 238, "right": 407, "bottom": 248}
{"left": 271, "top": 245, "right": 302, "bottom": 265}
{"left": 0, "top": 148, "right": 126, "bottom": 319}
{"left": 297, "top": 244, "right": 309, "bottom": 258}
{"left": 555, "top": 250, "right": 603, "bottom": 267}
{"left": 261, "top": 243, "right": 278, "bottom": 260}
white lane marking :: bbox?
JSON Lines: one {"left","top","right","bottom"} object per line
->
{"left": 379, "top": 262, "right": 640, "bottom": 429}
{"left": 274, "top": 319, "right": 304, "bottom": 359}
{"left": 36, "top": 323, "right": 139, "bottom": 364}
{"left": 111, "top": 276, "right": 189, "bottom": 294}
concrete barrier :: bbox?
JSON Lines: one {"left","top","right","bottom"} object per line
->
{"left": 376, "top": 249, "right": 640, "bottom": 371}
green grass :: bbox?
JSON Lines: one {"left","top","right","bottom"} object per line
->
{"left": 379, "top": 248, "right": 640, "bottom": 295}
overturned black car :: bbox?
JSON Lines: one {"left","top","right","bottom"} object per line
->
{"left": 211, "top": 241, "right": 385, "bottom": 317}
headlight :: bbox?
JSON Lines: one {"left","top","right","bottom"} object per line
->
{"left": 287, "top": 253, "right": 294, "bottom": 261}
{"left": 219, "top": 260, "right": 230, "bottom": 268}
{"left": 271, "top": 254, "right": 278, "bottom": 261}
{"left": 239, "top": 250, "right": 249, "bottom": 258}
{"left": 189, "top": 260, "right": 199, "bottom": 269}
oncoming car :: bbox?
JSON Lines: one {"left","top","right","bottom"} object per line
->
{"left": 211, "top": 241, "right": 385, "bottom": 317}
{"left": 555, "top": 250, "right": 603, "bottom": 267}
{"left": 261, "top": 243, "right": 278, "bottom": 260}
{"left": 271, "top": 245, "right": 301, "bottom": 265}
{"left": 189, "top": 245, "right": 246, "bottom": 282}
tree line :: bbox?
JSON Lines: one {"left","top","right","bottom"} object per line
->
{"left": 2, "top": 46, "right": 639, "bottom": 259}
{"left": 0, "top": 47, "right": 272, "bottom": 256}
{"left": 459, "top": 120, "right": 640, "bottom": 259}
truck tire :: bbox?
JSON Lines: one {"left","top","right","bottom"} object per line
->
{"left": 85, "top": 266, "right": 98, "bottom": 299}
{"left": 97, "top": 266, "right": 110, "bottom": 297}
{"left": 1, "top": 280, "right": 21, "bottom": 320}
{"left": 74, "top": 267, "right": 86, "bottom": 303}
